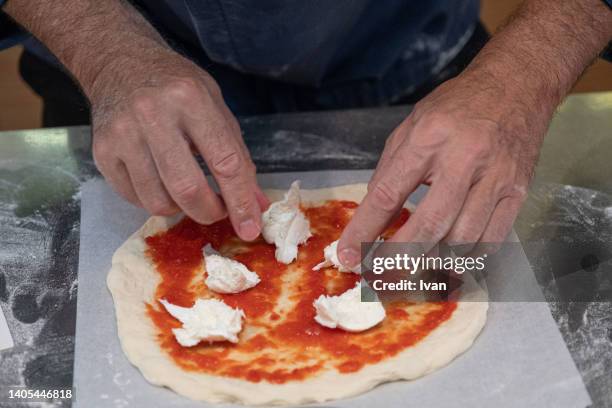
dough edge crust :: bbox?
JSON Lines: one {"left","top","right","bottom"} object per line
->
{"left": 107, "top": 183, "right": 488, "bottom": 406}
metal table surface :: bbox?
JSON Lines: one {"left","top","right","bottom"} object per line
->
{"left": 0, "top": 92, "right": 611, "bottom": 407}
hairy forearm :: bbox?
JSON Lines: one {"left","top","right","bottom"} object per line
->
{"left": 465, "top": 0, "right": 612, "bottom": 122}
{"left": 4, "top": 0, "right": 172, "bottom": 99}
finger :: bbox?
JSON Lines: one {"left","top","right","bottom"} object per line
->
{"left": 93, "top": 131, "right": 143, "bottom": 207}
{"left": 95, "top": 155, "right": 142, "bottom": 207}
{"left": 255, "top": 186, "right": 271, "bottom": 212}
{"left": 109, "top": 161, "right": 142, "bottom": 207}
{"left": 225, "top": 114, "right": 270, "bottom": 213}
{"left": 145, "top": 127, "right": 227, "bottom": 225}
{"left": 122, "top": 143, "right": 180, "bottom": 216}
{"left": 388, "top": 167, "right": 472, "bottom": 252}
{"left": 183, "top": 103, "right": 262, "bottom": 241}
{"left": 479, "top": 195, "right": 525, "bottom": 243}
{"left": 230, "top": 116, "right": 269, "bottom": 215}
{"left": 130, "top": 91, "right": 228, "bottom": 224}
{"left": 337, "top": 144, "right": 427, "bottom": 268}
{"left": 443, "top": 177, "right": 498, "bottom": 251}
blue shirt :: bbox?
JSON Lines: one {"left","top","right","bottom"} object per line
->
{"left": 138, "top": 1, "right": 477, "bottom": 84}
{"left": 1, "top": 0, "right": 611, "bottom": 113}
{"left": 4, "top": 1, "right": 480, "bottom": 112}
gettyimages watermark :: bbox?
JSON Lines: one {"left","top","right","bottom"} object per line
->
{"left": 358, "top": 241, "right": 612, "bottom": 303}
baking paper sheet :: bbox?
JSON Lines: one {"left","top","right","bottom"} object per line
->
{"left": 74, "top": 171, "right": 591, "bottom": 408}
{"left": 0, "top": 305, "right": 13, "bottom": 351}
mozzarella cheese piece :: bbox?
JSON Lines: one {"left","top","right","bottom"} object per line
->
{"left": 203, "top": 244, "right": 260, "bottom": 294}
{"left": 159, "top": 298, "right": 245, "bottom": 346}
{"left": 312, "top": 240, "right": 356, "bottom": 273}
{"left": 313, "top": 282, "right": 385, "bottom": 332}
{"left": 313, "top": 238, "right": 384, "bottom": 274}
{"left": 262, "top": 180, "right": 312, "bottom": 264}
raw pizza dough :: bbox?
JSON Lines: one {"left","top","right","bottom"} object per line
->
{"left": 107, "top": 184, "right": 488, "bottom": 405}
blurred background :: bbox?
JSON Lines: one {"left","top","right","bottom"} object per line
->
{"left": 0, "top": 0, "right": 610, "bottom": 131}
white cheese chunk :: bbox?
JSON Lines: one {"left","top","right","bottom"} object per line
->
{"left": 312, "top": 240, "right": 356, "bottom": 273}
{"left": 313, "top": 282, "right": 385, "bottom": 332}
{"left": 159, "top": 298, "right": 245, "bottom": 346}
{"left": 313, "top": 238, "right": 384, "bottom": 274}
{"left": 203, "top": 244, "right": 260, "bottom": 294}
{"left": 261, "top": 180, "right": 312, "bottom": 264}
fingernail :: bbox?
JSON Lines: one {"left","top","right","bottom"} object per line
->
{"left": 239, "top": 219, "right": 260, "bottom": 241}
{"left": 339, "top": 248, "right": 360, "bottom": 268}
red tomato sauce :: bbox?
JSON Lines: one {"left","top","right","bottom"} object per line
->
{"left": 145, "top": 200, "right": 456, "bottom": 383}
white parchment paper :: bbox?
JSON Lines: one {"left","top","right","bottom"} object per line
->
{"left": 74, "top": 171, "right": 591, "bottom": 408}
{"left": 0, "top": 305, "right": 13, "bottom": 351}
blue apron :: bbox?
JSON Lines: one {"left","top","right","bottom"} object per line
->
{"left": 10, "top": 0, "right": 480, "bottom": 113}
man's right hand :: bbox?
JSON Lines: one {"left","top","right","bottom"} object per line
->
{"left": 90, "top": 52, "right": 268, "bottom": 240}
{"left": 5, "top": 0, "right": 268, "bottom": 241}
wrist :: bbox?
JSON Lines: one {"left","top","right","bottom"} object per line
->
{"left": 459, "top": 0, "right": 612, "bottom": 135}
{"left": 83, "top": 41, "right": 175, "bottom": 104}
{"left": 454, "top": 53, "right": 554, "bottom": 142}
{"left": 6, "top": 0, "right": 172, "bottom": 103}
{"left": 67, "top": 7, "right": 172, "bottom": 101}
{"left": 465, "top": 42, "right": 561, "bottom": 119}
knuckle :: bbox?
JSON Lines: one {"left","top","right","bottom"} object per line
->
{"left": 413, "top": 113, "right": 446, "bottom": 136}
{"left": 463, "top": 139, "right": 493, "bottom": 162}
{"left": 165, "top": 77, "right": 199, "bottom": 101}
{"left": 496, "top": 178, "right": 528, "bottom": 201}
{"left": 171, "top": 179, "right": 202, "bottom": 204}
{"left": 131, "top": 93, "right": 158, "bottom": 121}
{"left": 511, "top": 184, "right": 528, "bottom": 202}
{"left": 450, "top": 225, "right": 481, "bottom": 244}
{"left": 107, "top": 116, "right": 130, "bottom": 136}
{"left": 419, "top": 211, "right": 449, "bottom": 239}
{"left": 156, "top": 144, "right": 184, "bottom": 170}
{"left": 202, "top": 76, "right": 222, "bottom": 98}
{"left": 403, "top": 148, "right": 430, "bottom": 171}
{"left": 92, "top": 139, "right": 112, "bottom": 168}
{"left": 366, "top": 179, "right": 377, "bottom": 193}
{"left": 230, "top": 194, "right": 253, "bottom": 217}
{"left": 211, "top": 150, "right": 242, "bottom": 179}
{"left": 148, "top": 199, "right": 176, "bottom": 216}
{"left": 388, "top": 151, "right": 408, "bottom": 172}
{"left": 384, "top": 128, "right": 404, "bottom": 149}
{"left": 370, "top": 180, "right": 402, "bottom": 213}
{"left": 389, "top": 151, "right": 426, "bottom": 181}
{"left": 427, "top": 112, "right": 453, "bottom": 129}
{"left": 447, "top": 156, "right": 477, "bottom": 179}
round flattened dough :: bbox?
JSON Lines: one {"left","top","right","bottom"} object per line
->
{"left": 107, "top": 183, "right": 488, "bottom": 405}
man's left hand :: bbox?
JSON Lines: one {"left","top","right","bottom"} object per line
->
{"left": 337, "top": 68, "right": 547, "bottom": 267}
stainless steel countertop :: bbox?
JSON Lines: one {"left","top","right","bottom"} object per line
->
{"left": 0, "top": 92, "right": 611, "bottom": 407}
